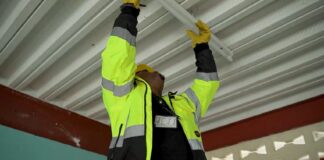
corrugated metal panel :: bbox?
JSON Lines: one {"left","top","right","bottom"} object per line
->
{"left": 0, "top": 0, "right": 323, "bottom": 132}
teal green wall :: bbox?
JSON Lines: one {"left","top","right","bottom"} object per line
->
{"left": 0, "top": 125, "right": 106, "bottom": 160}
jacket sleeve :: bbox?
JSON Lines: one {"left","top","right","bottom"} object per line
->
{"left": 101, "top": 5, "right": 139, "bottom": 97}
{"left": 181, "top": 43, "right": 220, "bottom": 121}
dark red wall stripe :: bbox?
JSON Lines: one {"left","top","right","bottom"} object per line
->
{"left": 0, "top": 85, "right": 111, "bottom": 155}
{"left": 0, "top": 84, "right": 323, "bottom": 155}
{"left": 202, "top": 94, "right": 324, "bottom": 151}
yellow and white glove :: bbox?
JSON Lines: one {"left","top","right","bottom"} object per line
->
{"left": 186, "top": 20, "right": 212, "bottom": 48}
{"left": 123, "top": 0, "right": 140, "bottom": 9}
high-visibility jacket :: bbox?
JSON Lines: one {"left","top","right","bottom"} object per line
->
{"left": 101, "top": 5, "right": 220, "bottom": 160}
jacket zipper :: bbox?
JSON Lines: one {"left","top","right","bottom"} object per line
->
{"left": 135, "top": 79, "right": 148, "bottom": 159}
{"left": 109, "top": 123, "right": 123, "bottom": 160}
{"left": 167, "top": 92, "right": 180, "bottom": 119}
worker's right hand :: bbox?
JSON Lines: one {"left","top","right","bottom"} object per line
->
{"left": 123, "top": 0, "right": 140, "bottom": 9}
{"left": 186, "top": 20, "right": 212, "bottom": 48}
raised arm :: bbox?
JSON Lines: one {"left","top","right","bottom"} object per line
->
{"left": 182, "top": 20, "right": 220, "bottom": 121}
{"left": 101, "top": 1, "right": 140, "bottom": 98}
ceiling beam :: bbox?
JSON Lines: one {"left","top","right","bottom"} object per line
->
{"left": 155, "top": 0, "right": 233, "bottom": 62}
{"left": 0, "top": 0, "right": 57, "bottom": 67}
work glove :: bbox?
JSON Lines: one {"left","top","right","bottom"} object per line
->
{"left": 186, "top": 20, "right": 211, "bottom": 48}
{"left": 123, "top": 0, "right": 140, "bottom": 9}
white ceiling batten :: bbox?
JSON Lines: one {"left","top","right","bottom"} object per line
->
{"left": 67, "top": 89, "right": 101, "bottom": 111}
{"left": 0, "top": 0, "right": 57, "bottom": 71}
{"left": 221, "top": 0, "right": 324, "bottom": 50}
{"left": 210, "top": 0, "right": 276, "bottom": 33}
{"left": 11, "top": 0, "right": 112, "bottom": 90}
{"left": 0, "top": 0, "right": 42, "bottom": 54}
{"left": 86, "top": 104, "right": 109, "bottom": 122}
{"left": 87, "top": 105, "right": 105, "bottom": 119}
{"left": 231, "top": 0, "right": 324, "bottom": 53}
{"left": 32, "top": 0, "right": 122, "bottom": 100}
{"left": 61, "top": 71, "right": 101, "bottom": 109}
{"left": 220, "top": 32, "right": 324, "bottom": 87}
{"left": 74, "top": 96, "right": 103, "bottom": 117}
{"left": 156, "top": 0, "right": 233, "bottom": 62}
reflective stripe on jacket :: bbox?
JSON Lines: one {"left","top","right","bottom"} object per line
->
{"left": 101, "top": 4, "right": 220, "bottom": 160}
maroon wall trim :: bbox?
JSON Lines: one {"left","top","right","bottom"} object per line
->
{"left": 0, "top": 85, "right": 111, "bottom": 155}
{"left": 0, "top": 84, "right": 323, "bottom": 155}
{"left": 202, "top": 94, "right": 324, "bottom": 151}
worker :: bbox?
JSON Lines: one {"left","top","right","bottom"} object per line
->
{"left": 101, "top": 0, "right": 220, "bottom": 159}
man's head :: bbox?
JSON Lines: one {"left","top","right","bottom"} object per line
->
{"left": 136, "top": 64, "right": 165, "bottom": 96}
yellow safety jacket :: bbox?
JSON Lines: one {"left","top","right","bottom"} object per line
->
{"left": 102, "top": 5, "right": 220, "bottom": 160}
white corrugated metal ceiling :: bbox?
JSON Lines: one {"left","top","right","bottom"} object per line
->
{"left": 0, "top": 0, "right": 323, "bottom": 132}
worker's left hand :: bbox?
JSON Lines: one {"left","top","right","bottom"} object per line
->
{"left": 186, "top": 20, "right": 211, "bottom": 48}
{"left": 123, "top": 0, "right": 140, "bottom": 9}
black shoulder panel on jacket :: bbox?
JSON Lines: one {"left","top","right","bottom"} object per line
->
{"left": 194, "top": 43, "right": 217, "bottom": 73}
{"left": 113, "top": 5, "right": 140, "bottom": 36}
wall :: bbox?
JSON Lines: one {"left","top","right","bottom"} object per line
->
{"left": 202, "top": 94, "right": 324, "bottom": 151}
{"left": 206, "top": 121, "right": 324, "bottom": 160}
{"left": 0, "top": 125, "right": 106, "bottom": 160}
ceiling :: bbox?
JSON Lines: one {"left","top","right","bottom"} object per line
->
{"left": 0, "top": 0, "right": 323, "bottom": 132}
